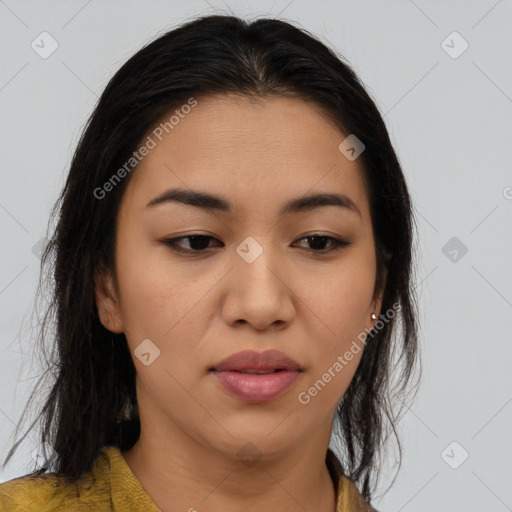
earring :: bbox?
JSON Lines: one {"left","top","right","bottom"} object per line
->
{"left": 371, "top": 313, "right": 377, "bottom": 320}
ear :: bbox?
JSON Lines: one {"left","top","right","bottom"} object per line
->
{"left": 369, "top": 289, "right": 384, "bottom": 329}
{"left": 94, "top": 266, "right": 124, "bottom": 334}
{"left": 369, "top": 257, "right": 390, "bottom": 328}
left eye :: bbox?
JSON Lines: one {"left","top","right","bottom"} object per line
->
{"left": 294, "top": 234, "right": 352, "bottom": 252}
{"left": 161, "top": 234, "right": 351, "bottom": 254}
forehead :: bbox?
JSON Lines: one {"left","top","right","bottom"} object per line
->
{"left": 121, "top": 94, "right": 370, "bottom": 221}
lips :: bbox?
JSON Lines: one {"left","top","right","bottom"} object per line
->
{"left": 212, "top": 349, "right": 302, "bottom": 373}
{"left": 211, "top": 350, "right": 303, "bottom": 403}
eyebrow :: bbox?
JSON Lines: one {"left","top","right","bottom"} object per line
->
{"left": 146, "top": 187, "right": 362, "bottom": 219}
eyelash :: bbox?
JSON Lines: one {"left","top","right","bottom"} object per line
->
{"left": 161, "top": 233, "right": 352, "bottom": 255}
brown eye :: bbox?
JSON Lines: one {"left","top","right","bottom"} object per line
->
{"left": 162, "top": 235, "right": 220, "bottom": 253}
{"left": 294, "top": 234, "right": 352, "bottom": 253}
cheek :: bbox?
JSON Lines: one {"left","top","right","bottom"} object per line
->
{"left": 114, "top": 233, "right": 193, "bottom": 347}
{"left": 303, "top": 253, "right": 375, "bottom": 339}
{"left": 114, "top": 234, "right": 222, "bottom": 386}
{"left": 295, "top": 253, "right": 375, "bottom": 404}
{"left": 297, "top": 286, "right": 367, "bottom": 411}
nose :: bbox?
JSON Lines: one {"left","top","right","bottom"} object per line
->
{"left": 221, "top": 240, "right": 295, "bottom": 331}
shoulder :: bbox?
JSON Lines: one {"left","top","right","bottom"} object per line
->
{"left": 337, "top": 475, "right": 380, "bottom": 512}
{"left": 0, "top": 446, "right": 114, "bottom": 511}
{"left": 0, "top": 473, "right": 88, "bottom": 511}
{"left": 327, "top": 449, "right": 378, "bottom": 512}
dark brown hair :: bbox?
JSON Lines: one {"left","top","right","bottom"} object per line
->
{"left": 3, "top": 13, "right": 420, "bottom": 504}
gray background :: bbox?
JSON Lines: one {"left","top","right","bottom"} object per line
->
{"left": 1, "top": 1, "right": 511, "bottom": 510}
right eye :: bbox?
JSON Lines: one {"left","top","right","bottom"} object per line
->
{"left": 161, "top": 235, "right": 221, "bottom": 254}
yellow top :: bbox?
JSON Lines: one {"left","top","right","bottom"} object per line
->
{"left": 0, "top": 446, "right": 375, "bottom": 511}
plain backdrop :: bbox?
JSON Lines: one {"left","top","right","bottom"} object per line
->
{"left": 1, "top": 1, "right": 511, "bottom": 511}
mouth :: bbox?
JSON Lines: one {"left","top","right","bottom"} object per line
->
{"left": 211, "top": 369, "right": 302, "bottom": 403}
{"left": 218, "top": 368, "right": 290, "bottom": 374}
{"left": 211, "top": 349, "right": 303, "bottom": 373}
{"left": 209, "top": 349, "right": 303, "bottom": 403}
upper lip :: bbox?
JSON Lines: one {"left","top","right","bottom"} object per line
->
{"left": 212, "top": 349, "right": 302, "bottom": 372}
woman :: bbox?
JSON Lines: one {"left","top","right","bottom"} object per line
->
{"left": 0, "top": 13, "right": 420, "bottom": 512}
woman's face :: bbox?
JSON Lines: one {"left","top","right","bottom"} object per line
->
{"left": 96, "top": 93, "right": 383, "bottom": 460}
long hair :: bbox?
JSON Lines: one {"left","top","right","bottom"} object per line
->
{"left": 3, "top": 13, "right": 420, "bottom": 503}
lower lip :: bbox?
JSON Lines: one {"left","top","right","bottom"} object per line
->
{"left": 213, "top": 370, "right": 301, "bottom": 403}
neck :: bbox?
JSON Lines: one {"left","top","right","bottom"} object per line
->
{"left": 122, "top": 418, "right": 338, "bottom": 512}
